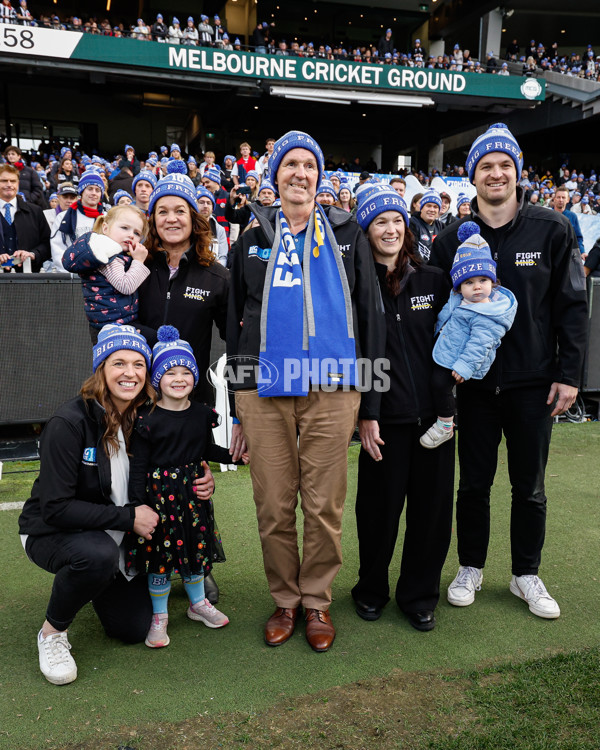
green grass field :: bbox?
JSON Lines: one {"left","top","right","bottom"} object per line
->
{"left": 0, "top": 423, "right": 599, "bottom": 749}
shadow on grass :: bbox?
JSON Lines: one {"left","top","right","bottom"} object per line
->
{"left": 59, "top": 647, "right": 600, "bottom": 750}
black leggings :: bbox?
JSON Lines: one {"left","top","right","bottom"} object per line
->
{"left": 26, "top": 530, "right": 152, "bottom": 642}
{"left": 430, "top": 362, "right": 457, "bottom": 417}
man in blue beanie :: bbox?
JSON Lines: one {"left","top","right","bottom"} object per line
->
{"left": 227, "top": 131, "right": 383, "bottom": 652}
{"left": 430, "top": 123, "right": 587, "bottom": 620}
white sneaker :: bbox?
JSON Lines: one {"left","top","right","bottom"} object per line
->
{"left": 420, "top": 421, "right": 454, "bottom": 449}
{"left": 510, "top": 575, "right": 561, "bottom": 619}
{"left": 38, "top": 629, "right": 77, "bottom": 685}
{"left": 187, "top": 598, "right": 229, "bottom": 629}
{"left": 145, "top": 613, "right": 170, "bottom": 648}
{"left": 447, "top": 566, "right": 483, "bottom": 606}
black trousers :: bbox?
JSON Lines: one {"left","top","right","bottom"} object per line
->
{"left": 352, "top": 421, "right": 455, "bottom": 614}
{"left": 455, "top": 385, "right": 553, "bottom": 576}
{"left": 26, "top": 530, "right": 152, "bottom": 643}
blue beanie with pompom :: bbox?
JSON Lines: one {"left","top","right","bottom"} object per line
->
{"left": 451, "top": 221, "right": 496, "bottom": 290}
{"left": 151, "top": 325, "right": 199, "bottom": 389}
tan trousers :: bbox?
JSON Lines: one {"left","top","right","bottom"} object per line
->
{"left": 236, "top": 389, "right": 360, "bottom": 611}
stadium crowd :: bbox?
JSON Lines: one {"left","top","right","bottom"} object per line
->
{"left": 3, "top": 136, "right": 600, "bottom": 216}
{"left": 506, "top": 39, "right": 600, "bottom": 82}
{"left": 2, "top": 134, "right": 600, "bottom": 280}
{"left": 3, "top": 3, "right": 599, "bottom": 79}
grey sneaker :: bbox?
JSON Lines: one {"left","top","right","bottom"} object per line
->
{"left": 187, "top": 598, "right": 229, "bottom": 628}
{"left": 510, "top": 575, "right": 560, "bottom": 619}
{"left": 145, "top": 613, "right": 170, "bottom": 648}
{"left": 447, "top": 566, "right": 483, "bottom": 606}
{"left": 38, "top": 630, "right": 77, "bottom": 685}
{"left": 420, "top": 421, "right": 454, "bottom": 449}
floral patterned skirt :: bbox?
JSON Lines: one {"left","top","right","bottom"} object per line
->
{"left": 125, "top": 461, "right": 225, "bottom": 580}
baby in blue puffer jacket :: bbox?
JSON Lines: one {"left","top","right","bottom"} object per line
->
{"left": 421, "top": 222, "right": 518, "bottom": 449}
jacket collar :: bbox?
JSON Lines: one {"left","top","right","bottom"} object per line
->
{"left": 250, "top": 202, "right": 353, "bottom": 246}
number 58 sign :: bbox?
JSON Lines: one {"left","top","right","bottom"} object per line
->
{"left": 0, "top": 24, "right": 79, "bottom": 58}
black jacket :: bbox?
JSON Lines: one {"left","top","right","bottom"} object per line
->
{"left": 0, "top": 196, "right": 50, "bottom": 270}
{"left": 373, "top": 261, "right": 450, "bottom": 423}
{"left": 429, "top": 191, "right": 588, "bottom": 391}
{"left": 409, "top": 214, "right": 444, "bottom": 262}
{"left": 17, "top": 164, "right": 45, "bottom": 206}
{"left": 137, "top": 249, "right": 229, "bottom": 402}
{"left": 108, "top": 170, "right": 134, "bottom": 202}
{"left": 226, "top": 203, "right": 385, "bottom": 418}
{"left": 18, "top": 397, "right": 137, "bottom": 537}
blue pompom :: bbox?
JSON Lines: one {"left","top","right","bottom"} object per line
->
{"left": 457, "top": 221, "right": 480, "bottom": 243}
{"left": 167, "top": 159, "right": 187, "bottom": 175}
{"left": 489, "top": 122, "right": 508, "bottom": 130}
{"left": 157, "top": 325, "right": 180, "bottom": 343}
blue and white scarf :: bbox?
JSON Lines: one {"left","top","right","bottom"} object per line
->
{"left": 259, "top": 205, "right": 357, "bottom": 397}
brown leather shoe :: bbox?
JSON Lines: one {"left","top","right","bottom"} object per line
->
{"left": 305, "top": 608, "right": 335, "bottom": 652}
{"left": 264, "top": 607, "right": 300, "bottom": 646}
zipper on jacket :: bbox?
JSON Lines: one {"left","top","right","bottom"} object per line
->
{"left": 395, "top": 310, "right": 422, "bottom": 425}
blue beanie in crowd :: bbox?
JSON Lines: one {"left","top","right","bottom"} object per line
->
{"left": 113, "top": 189, "right": 132, "bottom": 205}
{"left": 196, "top": 186, "right": 216, "bottom": 208}
{"left": 269, "top": 131, "right": 324, "bottom": 187}
{"left": 151, "top": 325, "right": 199, "bottom": 388}
{"left": 132, "top": 170, "right": 158, "bottom": 191}
{"left": 93, "top": 324, "right": 152, "bottom": 372}
{"left": 356, "top": 186, "right": 409, "bottom": 231}
{"left": 204, "top": 166, "right": 222, "bottom": 185}
{"left": 170, "top": 143, "right": 181, "bottom": 154}
{"left": 450, "top": 222, "right": 497, "bottom": 290}
{"left": 148, "top": 173, "right": 198, "bottom": 215}
{"left": 258, "top": 179, "right": 277, "bottom": 196}
{"left": 466, "top": 123, "right": 523, "bottom": 183}
{"left": 456, "top": 193, "right": 471, "bottom": 210}
{"left": 317, "top": 178, "right": 337, "bottom": 200}
{"left": 419, "top": 189, "right": 442, "bottom": 210}
{"left": 78, "top": 169, "right": 104, "bottom": 195}
{"left": 246, "top": 169, "right": 260, "bottom": 183}
{"left": 124, "top": 144, "right": 134, "bottom": 154}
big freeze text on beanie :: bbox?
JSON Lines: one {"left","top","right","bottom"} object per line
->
{"left": 92, "top": 324, "right": 152, "bottom": 372}
{"left": 466, "top": 122, "right": 523, "bottom": 183}
{"left": 356, "top": 186, "right": 409, "bottom": 230}
{"left": 450, "top": 221, "right": 497, "bottom": 290}
{"left": 151, "top": 325, "right": 199, "bottom": 388}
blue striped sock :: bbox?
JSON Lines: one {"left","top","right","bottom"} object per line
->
{"left": 183, "top": 574, "right": 205, "bottom": 606}
{"left": 148, "top": 573, "right": 171, "bottom": 615}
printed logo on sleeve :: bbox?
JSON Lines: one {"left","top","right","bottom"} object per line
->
{"left": 248, "top": 245, "right": 272, "bottom": 261}
{"left": 82, "top": 447, "right": 97, "bottom": 465}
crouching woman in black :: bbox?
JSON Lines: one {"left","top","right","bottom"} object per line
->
{"left": 18, "top": 325, "right": 216, "bottom": 686}
{"left": 351, "top": 187, "right": 455, "bottom": 632}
